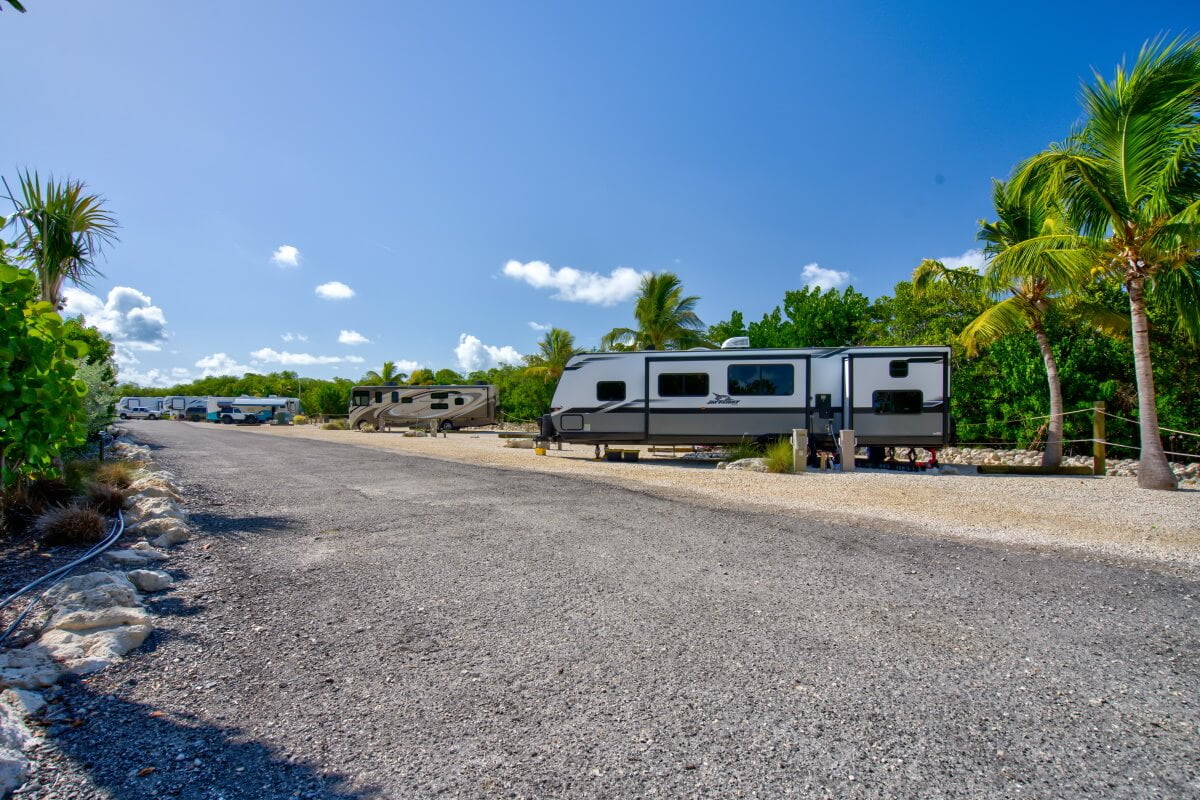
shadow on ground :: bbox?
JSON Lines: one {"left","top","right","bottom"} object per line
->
{"left": 40, "top": 678, "right": 371, "bottom": 799}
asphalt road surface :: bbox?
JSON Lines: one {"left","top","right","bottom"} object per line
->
{"left": 26, "top": 422, "right": 1200, "bottom": 799}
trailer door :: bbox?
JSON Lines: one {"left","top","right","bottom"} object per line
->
{"left": 847, "top": 353, "right": 948, "bottom": 446}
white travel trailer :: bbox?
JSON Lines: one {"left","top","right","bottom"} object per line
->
{"left": 349, "top": 385, "right": 497, "bottom": 431}
{"left": 116, "top": 397, "right": 163, "bottom": 413}
{"left": 162, "top": 395, "right": 208, "bottom": 420}
{"left": 542, "top": 343, "right": 951, "bottom": 450}
{"left": 206, "top": 396, "right": 301, "bottom": 423}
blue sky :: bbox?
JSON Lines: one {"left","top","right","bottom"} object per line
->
{"left": 2, "top": 1, "right": 1192, "bottom": 385}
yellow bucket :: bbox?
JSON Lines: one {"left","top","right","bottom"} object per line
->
{"left": 534, "top": 446, "right": 547, "bottom": 456}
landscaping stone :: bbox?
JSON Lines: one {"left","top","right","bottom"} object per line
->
{"left": 0, "top": 650, "right": 60, "bottom": 691}
{"left": 723, "top": 457, "right": 769, "bottom": 472}
{"left": 126, "top": 569, "right": 173, "bottom": 593}
{"left": 1, "top": 689, "right": 45, "bottom": 718}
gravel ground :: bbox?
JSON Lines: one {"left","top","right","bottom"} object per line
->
{"left": 21, "top": 421, "right": 1200, "bottom": 799}
{"left": 245, "top": 423, "right": 1200, "bottom": 569}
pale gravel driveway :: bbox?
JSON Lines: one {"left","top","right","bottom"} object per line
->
{"left": 22, "top": 421, "right": 1200, "bottom": 799}
{"left": 244, "top": 423, "right": 1200, "bottom": 569}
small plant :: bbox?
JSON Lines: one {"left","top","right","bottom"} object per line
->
{"left": 292, "top": 414, "right": 308, "bottom": 426}
{"left": 34, "top": 505, "right": 107, "bottom": 546}
{"left": 94, "top": 460, "right": 142, "bottom": 489}
{"left": 721, "top": 438, "right": 762, "bottom": 463}
{"left": 763, "top": 439, "right": 795, "bottom": 474}
{"left": 321, "top": 419, "right": 349, "bottom": 431}
{"left": 81, "top": 483, "right": 127, "bottom": 515}
{"left": 63, "top": 459, "right": 99, "bottom": 492}
{"left": 1, "top": 488, "right": 38, "bottom": 538}
{"left": 358, "top": 423, "right": 377, "bottom": 433}
{"left": 26, "top": 478, "right": 75, "bottom": 509}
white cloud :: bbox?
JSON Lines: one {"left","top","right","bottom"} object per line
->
{"left": 392, "top": 359, "right": 422, "bottom": 374}
{"left": 939, "top": 248, "right": 988, "bottom": 272}
{"left": 338, "top": 329, "right": 371, "bottom": 345}
{"left": 800, "top": 263, "right": 850, "bottom": 291}
{"left": 528, "top": 321, "right": 552, "bottom": 331}
{"left": 455, "top": 334, "right": 523, "bottom": 372}
{"left": 281, "top": 332, "right": 308, "bottom": 343}
{"left": 171, "top": 367, "right": 191, "bottom": 378}
{"left": 271, "top": 245, "right": 300, "bottom": 267}
{"left": 249, "top": 348, "right": 364, "bottom": 366}
{"left": 62, "top": 286, "right": 169, "bottom": 350}
{"left": 315, "top": 281, "right": 355, "bottom": 300}
{"left": 195, "top": 352, "right": 253, "bottom": 377}
{"left": 117, "top": 368, "right": 177, "bottom": 388}
{"left": 502, "top": 260, "right": 647, "bottom": 306}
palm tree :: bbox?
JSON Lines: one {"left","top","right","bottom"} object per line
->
{"left": 1011, "top": 36, "right": 1200, "bottom": 490}
{"left": 601, "top": 272, "right": 710, "bottom": 351}
{"left": 524, "top": 328, "right": 583, "bottom": 382}
{"left": 915, "top": 181, "right": 1124, "bottom": 467}
{"left": 361, "top": 360, "right": 407, "bottom": 384}
{"left": 3, "top": 171, "right": 118, "bottom": 307}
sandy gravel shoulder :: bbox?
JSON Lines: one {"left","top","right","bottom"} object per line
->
{"left": 232, "top": 423, "right": 1200, "bottom": 570}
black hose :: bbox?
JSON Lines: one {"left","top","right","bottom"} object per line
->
{"left": 0, "top": 510, "right": 126, "bottom": 647}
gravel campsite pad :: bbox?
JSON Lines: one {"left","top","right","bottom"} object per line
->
{"left": 21, "top": 422, "right": 1200, "bottom": 799}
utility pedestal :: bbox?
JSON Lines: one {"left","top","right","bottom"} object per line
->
{"left": 840, "top": 429, "right": 856, "bottom": 472}
{"left": 791, "top": 428, "right": 807, "bottom": 474}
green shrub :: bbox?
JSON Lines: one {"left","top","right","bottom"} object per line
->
{"left": 721, "top": 438, "right": 762, "bottom": 462}
{"left": 763, "top": 439, "right": 795, "bottom": 474}
{"left": 321, "top": 419, "right": 349, "bottom": 431}
{"left": 34, "top": 505, "right": 107, "bottom": 546}
{"left": 292, "top": 414, "right": 308, "bottom": 426}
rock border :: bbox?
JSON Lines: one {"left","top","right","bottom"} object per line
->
{"left": 0, "top": 434, "right": 193, "bottom": 795}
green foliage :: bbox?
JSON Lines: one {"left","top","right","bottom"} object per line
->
{"left": 748, "top": 287, "right": 870, "bottom": 348}
{"left": 602, "top": 272, "right": 710, "bottom": 350}
{"left": 763, "top": 439, "right": 794, "bottom": 473}
{"left": 525, "top": 328, "right": 582, "bottom": 382}
{"left": 721, "top": 438, "right": 762, "bottom": 462}
{"left": 433, "top": 368, "right": 464, "bottom": 384}
{"left": 406, "top": 368, "right": 437, "bottom": 385}
{"left": 75, "top": 359, "right": 117, "bottom": 437}
{"left": 361, "top": 361, "right": 407, "bottom": 384}
{"left": 707, "top": 310, "right": 748, "bottom": 345}
{"left": 0, "top": 257, "right": 88, "bottom": 486}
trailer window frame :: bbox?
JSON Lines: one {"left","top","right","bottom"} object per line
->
{"left": 889, "top": 360, "right": 909, "bottom": 378}
{"left": 871, "top": 389, "right": 923, "bottom": 414}
{"left": 430, "top": 402, "right": 449, "bottom": 410}
{"left": 727, "top": 364, "right": 795, "bottom": 396}
{"left": 400, "top": 396, "right": 413, "bottom": 404}
{"left": 596, "top": 381, "right": 626, "bottom": 401}
{"left": 351, "top": 390, "right": 371, "bottom": 407}
{"left": 657, "top": 372, "right": 710, "bottom": 397}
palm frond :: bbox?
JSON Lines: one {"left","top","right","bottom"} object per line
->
{"left": 960, "top": 296, "right": 1032, "bottom": 356}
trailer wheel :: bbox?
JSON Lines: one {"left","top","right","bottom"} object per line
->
{"left": 440, "top": 420, "right": 455, "bottom": 432}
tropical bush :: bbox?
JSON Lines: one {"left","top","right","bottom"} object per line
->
{"left": 322, "top": 419, "right": 349, "bottom": 431}
{"left": 763, "top": 439, "right": 795, "bottom": 474}
{"left": 292, "top": 414, "right": 309, "bottom": 426}
{"left": 721, "top": 439, "right": 762, "bottom": 463}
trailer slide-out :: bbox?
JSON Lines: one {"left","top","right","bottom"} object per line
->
{"left": 542, "top": 343, "right": 951, "bottom": 450}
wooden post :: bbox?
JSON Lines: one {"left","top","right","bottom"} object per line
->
{"left": 791, "top": 428, "right": 806, "bottom": 474}
{"left": 1093, "top": 401, "right": 1106, "bottom": 476}
{"left": 840, "top": 429, "right": 856, "bottom": 472}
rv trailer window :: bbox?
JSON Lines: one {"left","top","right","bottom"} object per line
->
{"left": 351, "top": 391, "right": 371, "bottom": 407}
{"left": 391, "top": 391, "right": 399, "bottom": 403}
{"left": 454, "top": 397, "right": 464, "bottom": 405}
{"left": 430, "top": 402, "right": 449, "bottom": 410}
{"left": 727, "top": 364, "right": 794, "bottom": 396}
{"left": 889, "top": 360, "right": 909, "bottom": 378}
{"left": 658, "top": 373, "right": 709, "bottom": 397}
{"left": 596, "top": 381, "right": 626, "bottom": 401}
{"left": 400, "top": 396, "right": 413, "bottom": 404}
{"left": 374, "top": 391, "right": 382, "bottom": 404}
{"left": 872, "top": 390, "right": 923, "bottom": 414}
{"left": 431, "top": 392, "right": 449, "bottom": 400}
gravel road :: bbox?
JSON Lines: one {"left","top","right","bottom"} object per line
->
{"left": 24, "top": 422, "right": 1200, "bottom": 799}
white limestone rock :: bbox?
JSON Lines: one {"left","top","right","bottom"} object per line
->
{"left": 36, "top": 624, "right": 153, "bottom": 675}
{"left": 0, "top": 689, "right": 45, "bottom": 718}
{"left": 0, "top": 649, "right": 60, "bottom": 690}
{"left": 126, "top": 569, "right": 173, "bottom": 593}
{"left": 724, "top": 458, "right": 769, "bottom": 473}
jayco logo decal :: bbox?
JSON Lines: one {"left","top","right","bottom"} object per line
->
{"left": 706, "top": 393, "right": 740, "bottom": 406}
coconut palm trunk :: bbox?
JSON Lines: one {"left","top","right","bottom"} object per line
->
{"left": 1030, "top": 322, "right": 1064, "bottom": 467}
{"left": 1126, "top": 277, "right": 1177, "bottom": 490}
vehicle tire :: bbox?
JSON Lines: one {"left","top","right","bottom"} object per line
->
{"left": 148, "top": 414, "right": 157, "bottom": 420}
{"left": 119, "top": 413, "right": 128, "bottom": 420}
{"left": 222, "top": 415, "right": 233, "bottom": 424}
{"left": 440, "top": 420, "right": 455, "bottom": 432}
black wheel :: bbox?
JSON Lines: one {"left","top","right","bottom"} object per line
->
{"left": 147, "top": 414, "right": 157, "bottom": 420}
{"left": 440, "top": 419, "right": 455, "bottom": 432}
{"left": 119, "top": 413, "right": 128, "bottom": 420}
{"left": 222, "top": 415, "right": 233, "bottom": 424}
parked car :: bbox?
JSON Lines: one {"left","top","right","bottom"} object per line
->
{"left": 119, "top": 407, "right": 159, "bottom": 420}
{"left": 218, "top": 407, "right": 260, "bottom": 425}
{"left": 184, "top": 407, "right": 207, "bottom": 422}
